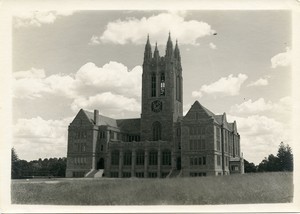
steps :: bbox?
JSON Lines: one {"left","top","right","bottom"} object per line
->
{"left": 85, "top": 169, "right": 98, "bottom": 178}
{"left": 166, "top": 169, "right": 182, "bottom": 178}
{"left": 94, "top": 169, "right": 104, "bottom": 178}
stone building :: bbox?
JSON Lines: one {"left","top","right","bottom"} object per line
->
{"left": 65, "top": 34, "right": 244, "bottom": 178}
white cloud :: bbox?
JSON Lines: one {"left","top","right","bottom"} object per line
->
{"left": 71, "top": 92, "right": 141, "bottom": 118}
{"left": 230, "top": 96, "right": 292, "bottom": 116}
{"left": 14, "top": 10, "right": 75, "bottom": 28}
{"left": 13, "top": 68, "right": 46, "bottom": 79}
{"left": 247, "top": 77, "right": 269, "bottom": 87}
{"left": 90, "top": 12, "right": 214, "bottom": 46}
{"left": 192, "top": 73, "right": 248, "bottom": 98}
{"left": 230, "top": 98, "right": 273, "bottom": 114}
{"left": 209, "top": 42, "right": 217, "bottom": 49}
{"left": 13, "top": 117, "right": 72, "bottom": 160}
{"left": 227, "top": 114, "right": 291, "bottom": 164}
{"left": 271, "top": 47, "right": 291, "bottom": 68}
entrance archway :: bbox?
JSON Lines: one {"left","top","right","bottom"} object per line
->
{"left": 176, "top": 157, "right": 181, "bottom": 170}
{"left": 97, "top": 158, "right": 104, "bottom": 169}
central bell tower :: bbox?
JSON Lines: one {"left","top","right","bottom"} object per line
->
{"left": 140, "top": 34, "right": 183, "bottom": 142}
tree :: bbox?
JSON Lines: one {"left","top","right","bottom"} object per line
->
{"left": 11, "top": 148, "right": 20, "bottom": 179}
{"left": 257, "top": 142, "right": 293, "bottom": 172}
{"left": 277, "top": 142, "right": 293, "bottom": 171}
{"left": 244, "top": 159, "right": 257, "bottom": 173}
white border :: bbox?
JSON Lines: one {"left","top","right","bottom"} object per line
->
{"left": 1, "top": 0, "right": 300, "bottom": 213}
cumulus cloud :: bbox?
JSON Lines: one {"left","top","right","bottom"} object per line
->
{"left": 247, "top": 77, "right": 269, "bottom": 87}
{"left": 90, "top": 12, "right": 214, "bottom": 45}
{"left": 230, "top": 96, "right": 292, "bottom": 116}
{"left": 209, "top": 42, "right": 217, "bottom": 49}
{"left": 13, "top": 68, "right": 76, "bottom": 99}
{"left": 13, "top": 117, "right": 72, "bottom": 160}
{"left": 14, "top": 10, "right": 75, "bottom": 28}
{"left": 227, "top": 114, "right": 291, "bottom": 164}
{"left": 192, "top": 73, "right": 248, "bottom": 98}
{"left": 271, "top": 47, "right": 291, "bottom": 68}
{"left": 71, "top": 92, "right": 141, "bottom": 117}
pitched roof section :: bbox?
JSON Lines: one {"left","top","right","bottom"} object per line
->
{"left": 82, "top": 110, "right": 141, "bottom": 133}
{"left": 83, "top": 110, "right": 118, "bottom": 127}
{"left": 184, "top": 101, "right": 236, "bottom": 131}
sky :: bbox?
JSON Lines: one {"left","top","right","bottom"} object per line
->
{"left": 12, "top": 10, "right": 292, "bottom": 164}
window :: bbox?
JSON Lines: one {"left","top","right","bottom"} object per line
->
{"left": 123, "top": 151, "right": 132, "bottom": 166}
{"left": 162, "top": 150, "right": 171, "bottom": 165}
{"left": 160, "top": 73, "right": 165, "bottom": 96}
{"left": 152, "top": 121, "right": 161, "bottom": 141}
{"left": 135, "top": 172, "right": 144, "bottom": 178}
{"left": 111, "top": 150, "right": 119, "bottom": 165}
{"left": 122, "top": 172, "right": 131, "bottom": 178}
{"left": 193, "top": 140, "right": 197, "bottom": 150}
{"left": 110, "top": 172, "right": 119, "bottom": 178}
{"left": 198, "top": 157, "right": 202, "bottom": 165}
{"left": 148, "top": 172, "right": 157, "bottom": 178}
{"left": 203, "top": 156, "right": 206, "bottom": 165}
{"left": 190, "top": 157, "right": 194, "bottom": 166}
{"left": 201, "top": 139, "right": 206, "bottom": 150}
{"left": 136, "top": 150, "right": 145, "bottom": 165}
{"left": 176, "top": 75, "right": 181, "bottom": 101}
{"left": 100, "top": 145, "right": 104, "bottom": 151}
{"left": 151, "top": 73, "right": 156, "bottom": 97}
{"left": 194, "top": 157, "right": 198, "bottom": 165}
{"left": 149, "top": 150, "right": 158, "bottom": 165}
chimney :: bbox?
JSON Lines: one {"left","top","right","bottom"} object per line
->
{"left": 94, "top": 109, "right": 99, "bottom": 125}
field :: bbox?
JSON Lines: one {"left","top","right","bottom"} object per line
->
{"left": 11, "top": 172, "right": 293, "bottom": 205}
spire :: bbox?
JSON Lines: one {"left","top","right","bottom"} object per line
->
{"left": 174, "top": 39, "right": 181, "bottom": 61}
{"left": 153, "top": 42, "right": 160, "bottom": 61}
{"left": 144, "top": 34, "right": 152, "bottom": 62}
{"left": 165, "top": 32, "right": 173, "bottom": 58}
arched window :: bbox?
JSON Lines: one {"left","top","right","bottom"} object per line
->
{"left": 149, "top": 150, "right": 158, "bottom": 165}
{"left": 111, "top": 150, "right": 119, "bottom": 165}
{"left": 152, "top": 121, "right": 162, "bottom": 141}
{"left": 160, "top": 73, "right": 165, "bottom": 96}
{"left": 123, "top": 150, "right": 132, "bottom": 165}
{"left": 151, "top": 73, "right": 156, "bottom": 97}
{"left": 136, "top": 150, "right": 145, "bottom": 165}
{"left": 176, "top": 75, "right": 181, "bottom": 101}
{"left": 162, "top": 150, "right": 171, "bottom": 165}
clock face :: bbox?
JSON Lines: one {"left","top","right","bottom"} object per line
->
{"left": 151, "top": 100, "right": 162, "bottom": 112}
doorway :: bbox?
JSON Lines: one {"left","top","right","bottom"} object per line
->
{"left": 97, "top": 158, "right": 104, "bottom": 169}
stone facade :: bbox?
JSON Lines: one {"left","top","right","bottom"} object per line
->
{"left": 66, "top": 34, "right": 244, "bottom": 178}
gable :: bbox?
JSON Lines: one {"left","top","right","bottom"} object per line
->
{"left": 70, "top": 109, "right": 93, "bottom": 127}
{"left": 183, "top": 101, "right": 216, "bottom": 121}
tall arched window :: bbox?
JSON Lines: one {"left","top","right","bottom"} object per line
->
{"left": 162, "top": 149, "right": 171, "bottom": 165}
{"left": 123, "top": 150, "right": 132, "bottom": 165}
{"left": 136, "top": 150, "right": 145, "bottom": 165}
{"left": 152, "top": 121, "right": 162, "bottom": 141}
{"left": 160, "top": 73, "right": 165, "bottom": 96}
{"left": 149, "top": 150, "right": 158, "bottom": 165}
{"left": 176, "top": 75, "right": 180, "bottom": 101}
{"left": 151, "top": 73, "right": 156, "bottom": 97}
{"left": 111, "top": 150, "right": 119, "bottom": 165}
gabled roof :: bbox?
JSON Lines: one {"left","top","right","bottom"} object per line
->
{"left": 83, "top": 110, "right": 118, "bottom": 127}
{"left": 184, "top": 101, "right": 237, "bottom": 132}
{"left": 82, "top": 110, "right": 141, "bottom": 133}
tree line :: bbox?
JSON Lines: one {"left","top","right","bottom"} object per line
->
{"left": 11, "top": 148, "right": 66, "bottom": 179}
{"left": 244, "top": 142, "right": 293, "bottom": 173}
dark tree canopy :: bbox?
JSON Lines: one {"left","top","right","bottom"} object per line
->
{"left": 11, "top": 148, "right": 67, "bottom": 179}
{"left": 257, "top": 142, "right": 293, "bottom": 172}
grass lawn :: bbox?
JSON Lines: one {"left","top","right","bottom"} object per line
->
{"left": 11, "top": 172, "right": 293, "bottom": 205}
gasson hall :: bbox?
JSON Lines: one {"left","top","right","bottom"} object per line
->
{"left": 66, "top": 34, "right": 244, "bottom": 178}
